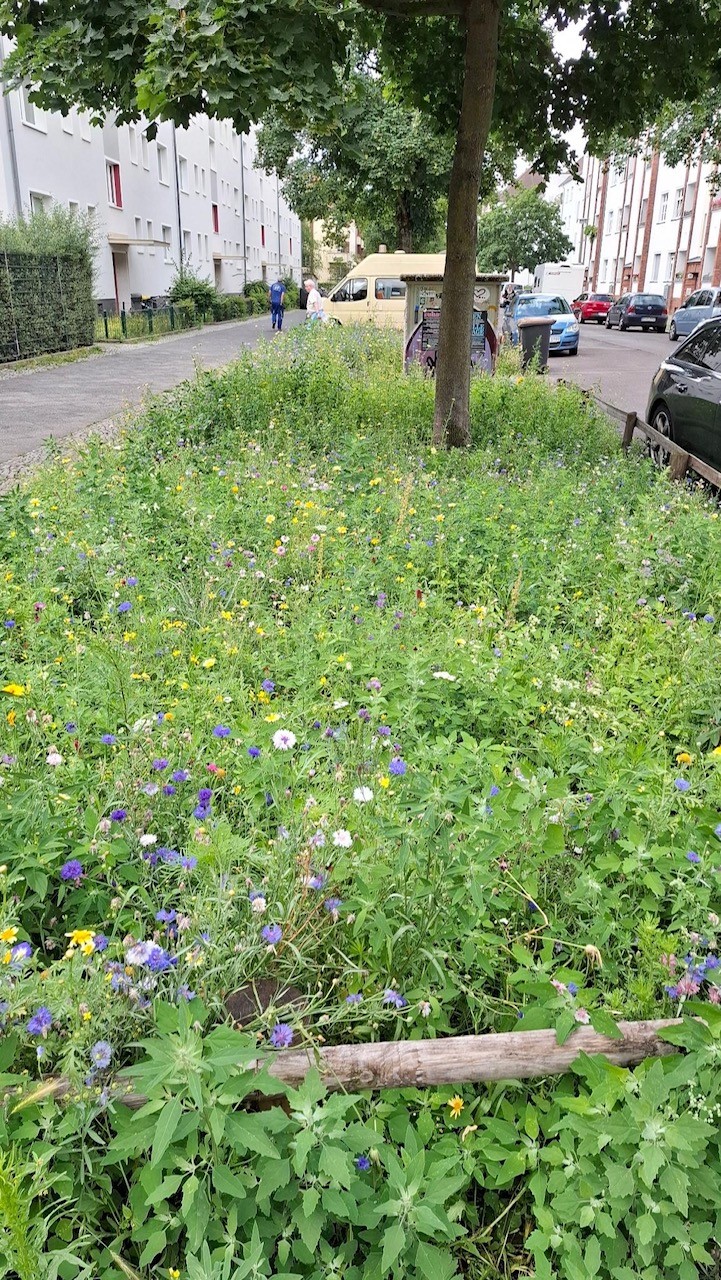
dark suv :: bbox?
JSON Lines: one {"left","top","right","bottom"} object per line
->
{"left": 606, "top": 293, "right": 668, "bottom": 332}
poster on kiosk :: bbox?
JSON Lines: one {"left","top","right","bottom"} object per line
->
{"left": 402, "top": 273, "right": 507, "bottom": 375}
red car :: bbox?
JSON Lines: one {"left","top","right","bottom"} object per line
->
{"left": 572, "top": 292, "right": 615, "bottom": 324}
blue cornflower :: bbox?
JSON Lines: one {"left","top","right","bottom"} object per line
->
{"left": 261, "top": 679, "right": 275, "bottom": 693}
{"left": 152, "top": 758, "right": 169, "bottom": 771}
{"left": 269, "top": 1023, "right": 293, "bottom": 1048}
{"left": 180, "top": 855, "right": 198, "bottom": 871}
{"left": 171, "top": 769, "right": 190, "bottom": 783}
{"left": 60, "top": 859, "right": 84, "bottom": 882}
{"left": 567, "top": 982, "right": 579, "bottom": 996}
{"left": 90, "top": 1040, "right": 112, "bottom": 1069}
{"left": 527, "top": 899, "right": 540, "bottom": 913}
{"left": 176, "top": 985, "right": 196, "bottom": 1001}
{"left": 355, "top": 1155, "right": 371, "bottom": 1172}
{"left": 389, "top": 757, "right": 407, "bottom": 776}
{"left": 383, "top": 988, "right": 407, "bottom": 1010}
{"left": 193, "top": 804, "right": 210, "bottom": 820}
{"left": 197, "top": 787, "right": 212, "bottom": 803}
{"left": 93, "top": 934, "right": 108, "bottom": 952}
{"left": 324, "top": 897, "right": 343, "bottom": 915}
{"left": 126, "top": 576, "right": 138, "bottom": 587}
{"left": 490, "top": 785, "right": 500, "bottom": 797}
{"left": 117, "top": 601, "right": 131, "bottom": 613}
{"left": 261, "top": 924, "right": 283, "bottom": 945}
{"left": 346, "top": 993, "right": 363, "bottom": 1004}
{"left": 686, "top": 851, "right": 701, "bottom": 864}
{"left": 162, "top": 784, "right": 176, "bottom": 796}
{"left": 248, "top": 746, "right": 261, "bottom": 758}
{"left": 4, "top": 620, "right": 15, "bottom": 629}
{"left": 376, "top": 726, "right": 391, "bottom": 738}
{"left": 704, "top": 615, "right": 715, "bottom": 623}
{"left": 212, "top": 725, "right": 231, "bottom": 738}
{"left": 101, "top": 733, "right": 116, "bottom": 745}
{"left": 27, "top": 1006, "right": 53, "bottom": 1036}
{"left": 110, "top": 808, "right": 127, "bottom": 822}
{"left": 10, "top": 942, "right": 32, "bottom": 964}
{"left": 65, "top": 722, "right": 77, "bottom": 732}
{"left": 674, "top": 779, "right": 691, "bottom": 792}
{"left": 146, "top": 946, "right": 175, "bottom": 972}
{"left": 155, "top": 909, "right": 177, "bottom": 924}
{"left": 715, "top": 824, "right": 721, "bottom": 841}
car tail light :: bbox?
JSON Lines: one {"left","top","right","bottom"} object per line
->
{"left": 627, "top": 304, "right": 636, "bottom": 313}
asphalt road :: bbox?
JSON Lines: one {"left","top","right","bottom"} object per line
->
{"left": 0, "top": 310, "right": 304, "bottom": 468}
{"left": 547, "top": 320, "right": 672, "bottom": 419}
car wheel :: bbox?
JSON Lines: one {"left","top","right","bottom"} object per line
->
{"left": 605, "top": 316, "right": 613, "bottom": 328}
{"left": 669, "top": 321, "right": 677, "bottom": 341}
{"left": 569, "top": 347, "right": 579, "bottom": 356}
{"left": 619, "top": 317, "right": 628, "bottom": 331}
{"left": 597, "top": 317, "right": 604, "bottom": 324}
{"left": 650, "top": 403, "right": 674, "bottom": 468}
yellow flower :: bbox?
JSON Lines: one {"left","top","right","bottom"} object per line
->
{"left": 264, "top": 713, "right": 281, "bottom": 722}
{"left": 0, "top": 927, "right": 18, "bottom": 944}
{"left": 6, "top": 710, "right": 16, "bottom": 727}
{"left": 2, "top": 683, "right": 25, "bottom": 697}
{"left": 66, "top": 929, "right": 95, "bottom": 948}
{"left": 170, "top": 1270, "right": 181, "bottom": 1279}
{"left": 82, "top": 1010, "right": 92, "bottom": 1021}
{"left": 265, "top": 514, "right": 276, "bottom": 525}
{"left": 676, "top": 752, "right": 693, "bottom": 765}
{"left": 448, "top": 1096, "right": 464, "bottom": 1118}
{"left": 80, "top": 941, "right": 95, "bottom": 956}
{"left": 712, "top": 746, "right": 721, "bottom": 757}
{"left": 379, "top": 776, "right": 390, "bottom": 789}
{"left": 201, "top": 657, "right": 217, "bottom": 669}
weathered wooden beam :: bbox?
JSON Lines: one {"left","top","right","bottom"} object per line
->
{"left": 621, "top": 410, "right": 637, "bottom": 450}
{"left": 11, "top": 1020, "right": 681, "bottom": 1111}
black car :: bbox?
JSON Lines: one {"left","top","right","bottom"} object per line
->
{"left": 606, "top": 292, "right": 668, "bottom": 332}
{"left": 646, "top": 318, "right": 721, "bottom": 469}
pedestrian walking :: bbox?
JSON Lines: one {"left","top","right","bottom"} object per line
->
{"left": 305, "top": 277, "right": 326, "bottom": 323}
{"left": 270, "top": 276, "right": 286, "bottom": 331}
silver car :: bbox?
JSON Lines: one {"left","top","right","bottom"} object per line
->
{"left": 669, "top": 287, "right": 721, "bottom": 342}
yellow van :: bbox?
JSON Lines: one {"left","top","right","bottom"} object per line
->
{"left": 323, "top": 251, "right": 446, "bottom": 328}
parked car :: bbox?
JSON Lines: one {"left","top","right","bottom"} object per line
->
{"left": 669, "top": 287, "right": 721, "bottom": 341}
{"left": 646, "top": 317, "right": 721, "bottom": 469}
{"left": 572, "top": 292, "right": 615, "bottom": 323}
{"left": 606, "top": 293, "right": 668, "bottom": 331}
{"left": 502, "top": 293, "right": 580, "bottom": 355}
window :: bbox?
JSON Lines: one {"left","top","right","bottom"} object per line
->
{"left": 658, "top": 193, "right": 668, "bottom": 223}
{"left": 19, "top": 86, "right": 45, "bottom": 131}
{"left": 696, "top": 290, "right": 713, "bottom": 307}
{"left": 106, "top": 161, "right": 122, "bottom": 208}
{"left": 157, "top": 143, "right": 169, "bottom": 184}
{"left": 201, "top": 168, "right": 207, "bottom": 196}
{"left": 129, "top": 125, "right": 138, "bottom": 164}
{"left": 161, "top": 225, "right": 173, "bottom": 262}
{"left": 134, "top": 216, "right": 144, "bottom": 254}
{"left": 204, "top": 235, "right": 209, "bottom": 259}
{"left": 665, "top": 253, "right": 675, "bottom": 280}
{"left": 194, "top": 164, "right": 200, "bottom": 193}
{"left": 147, "top": 220, "right": 155, "bottom": 255}
{"left": 87, "top": 204, "right": 96, "bottom": 218}
{"left": 212, "top": 203, "right": 219, "bottom": 233}
{"left": 602, "top": 258, "right": 608, "bottom": 280}
{"left": 80, "top": 114, "right": 92, "bottom": 143}
{"left": 62, "top": 111, "right": 74, "bottom": 136}
{"left": 29, "top": 191, "right": 50, "bottom": 215}
{"left": 183, "top": 229, "right": 192, "bottom": 260}
{"left": 209, "top": 139, "right": 216, "bottom": 168}
{"left": 261, "top": 224, "right": 266, "bottom": 247}
{"left": 650, "top": 253, "right": 661, "bottom": 282}
{"left": 289, "top": 237, "right": 292, "bottom": 256}
{"left": 678, "top": 327, "right": 721, "bottom": 369}
{"left": 374, "top": 278, "right": 406, "bottom": 300}
{"left": 622, "top": 204, "right": 630, "bottom": 229}
{"left": 233, "top": 187, "right": 240, "bottom": 215}
{"left": 68, "top": 200, "right": 79, "bottom": 216}
{"left": 616, "top": 208, "right": 622, "bottom": 232}
{"left": 331, "top": 278, "right": 368, "bottom": 303}
{"left": 141, "top": 134, "right": 149, "bottom": 169}
{"left": 178, "top": 156, "right": 189, "bottom": 193}
{"left": 673, "top": 187, "right": 683, "bottom": 218}
{"left": 639, "top": 198, "right": 648, "bottom": 227}
{"left": 605, "top": 210, "right": 613, "bottom": 233}
{"left": 197, "top": 233, "right": 203, "bottom": 260}
{"left": 231, "top": 133, "right": 239, "bottom": 162}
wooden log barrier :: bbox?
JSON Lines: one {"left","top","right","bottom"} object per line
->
{"left": 13, "top": 1020, "right": 681, "bottom": 1111}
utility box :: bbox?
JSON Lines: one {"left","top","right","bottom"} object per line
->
{"left": 402, "top": 272, "right": 507, "bottom": 374}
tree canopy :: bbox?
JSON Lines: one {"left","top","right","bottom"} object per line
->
{"left": 477, "top": 187, "right": 574, "bottom": 279}
{"left": 2, "top": 0, "right": 720, "bottom": 446}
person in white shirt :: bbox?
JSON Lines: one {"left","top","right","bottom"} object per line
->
{"left": 304, "top": 278, "right": 325, "bottom": 322}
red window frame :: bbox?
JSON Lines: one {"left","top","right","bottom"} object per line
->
{"left": 211, "top": 203, "right": 219, "bottom": 233}
{"left": 107, "top": 161, "right": 122, "bottom": 208}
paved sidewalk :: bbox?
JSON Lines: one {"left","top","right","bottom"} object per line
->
{"left": 0, "top": 311, "right": 303, "bottom": 467}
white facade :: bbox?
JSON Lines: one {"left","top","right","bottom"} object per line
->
{"left": 0, "top": 41, "right": 302, "bottom": 312}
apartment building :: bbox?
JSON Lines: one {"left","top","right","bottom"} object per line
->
{"left": 0, "top": 41, "right": 302, "bottom": 311}
{"left": 546, "top": 147, "right": 721, "bottom": 309}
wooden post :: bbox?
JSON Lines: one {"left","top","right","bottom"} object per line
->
{"left": 621, "top": 411, "right": 637, "bottom": 450}
{"left": 18, "top": 1019, "right": 680, "bottom": 1111}
{"left": 668, "top": 449, "right": 690, "bottom": 481}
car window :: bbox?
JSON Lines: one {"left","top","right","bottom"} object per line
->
{"left": 516, "top": 295, "right": 571, "bottom": 316}
{"left": 695, "top": 323, "right": 721, "bottom": 371}
{"left": 576, "top": 293, "right": 588, "bottom": 302}
{"left": 332, "top": 277, "right": 368, "bottom": 303}
{"left": 678, "top": 329, "right": 715, "bottom": 368}
{"left": 619, "top": 295, "right": 630, "bottom": 306}
{"left": 715, "top": 292, "right": 721, "bottom": 308}
{"left": 697, "top": 290, "right": 714, "bottom": 307}
{"left": 592, "top": 294, "right": 613, "bottom": 302}
{"left": 684, "top": 291, "right": 701, "bottom": 308}
{"left": 374, "top": 278, "right": 406, "bottom": 300}
{"left": 635, "top": 294, "right": 665, "bottom": 305}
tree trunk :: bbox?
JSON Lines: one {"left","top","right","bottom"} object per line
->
{"left": 433, "top": 0, "right": 500, "bottom": 448}
{"left": 396, "top": 194, "right": 413, "bottom": 252}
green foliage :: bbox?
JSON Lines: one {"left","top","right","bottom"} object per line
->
{"left": 477, "top": 187, "right": 574, "bottom": 278}
{"left": 168, "top": 263, "right": 217, "bottom": 310}
{"left": 1, "top": 326, "right": 721, "bottom": 1276}
{"left": 0, "top": 205, "right": 97, "bottom": 362}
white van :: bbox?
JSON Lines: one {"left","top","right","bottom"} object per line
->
{"left": 323, "top": 251, "right": 446, "bottom": 329}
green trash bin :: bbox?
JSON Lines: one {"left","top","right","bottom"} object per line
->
{"left": 517, "top": 316, "right": 554, "bottom": 371}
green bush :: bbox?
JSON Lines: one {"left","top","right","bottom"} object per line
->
{"left": 244, "top": 279, "right": 270, "bottom": 313}
{"left": 0, "top": 206, "right": 97, "bottom": 361}
{"left": 168, "top": 264, "right": 217, "bottom": 311}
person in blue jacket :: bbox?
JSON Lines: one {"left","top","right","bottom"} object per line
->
{"left": 270, "top": 276, "right": 286, "bottom": 331}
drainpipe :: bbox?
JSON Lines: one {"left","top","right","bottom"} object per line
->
{"left": 239, "top": 134, "right": 248, "bottom": 288}
{"left": 170, "top": 123, "right": 183, "bottom": 269}
{"left": 592, "top": 164, "right": 609, "bottom": 291}
{"left": 668, "top": 156, "right": 693, "bottom": 311}
{"left": 0, "top": 39, "right": 22, "bottom": 215}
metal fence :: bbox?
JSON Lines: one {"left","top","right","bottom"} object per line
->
{"left": 94, "top": 296, "right": 269, "bottom": 343}
{"left": 1, "top": 250, "right": 95, "bottom": 363}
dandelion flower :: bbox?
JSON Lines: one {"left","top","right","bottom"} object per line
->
{"left": 448, "top": 1096, "right": 464, "bottom": 1118}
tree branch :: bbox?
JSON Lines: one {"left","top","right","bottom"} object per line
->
{"left": 358, "top": 0, "right": 464, "bottom": 17}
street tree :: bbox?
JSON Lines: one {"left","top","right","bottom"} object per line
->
{"left": 1, "top": 0, "right": 718, "bottom": 447}
{"left": 256, "top": 73, "right": 454, "bottom": 254}
{"left": 477, "top": 187, "right": 573, "bottom": 279}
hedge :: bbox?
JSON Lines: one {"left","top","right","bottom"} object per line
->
{"left": 0, "top": 250, "right": 95, "bottom": 363}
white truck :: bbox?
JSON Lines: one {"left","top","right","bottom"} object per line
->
{"left": 533, "top": 262, "right": 586, "bottom": 303}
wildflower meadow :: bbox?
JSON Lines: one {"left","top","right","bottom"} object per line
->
{"left": 1, "top": 325, "right": 721, "bottom": 1280}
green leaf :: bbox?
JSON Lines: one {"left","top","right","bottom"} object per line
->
{"left": 381, "top": 1222, "right": 406, "bottom": 1274}
{"left": 213, "top": 1165, "right": 248, "bottom": 1199}
{"left": 584, "top": 1235, "right": 601, "bottom": 1277}
{"left": 138, "top": 1228, "right": 166, "bottom": 1266}
{"left": 415, "top": 1240, "right": 457, "bottom": 1280}
{"left": 319, "top": 1144, "right": 354, "bottom": 1189}
{"left": 555, "top": 1010, "right": 578, "bottom": 1046}
{"left": 588, "top": 1010, "right": 622, "bottom": 1040}
{"left": 636, "top": 1213, "right": 657, "bottom": 1247}
{"left": 226, "top": 1114, "right": 280, "bottom": 1158}
{"left": 150, "top": 1096, "right": 182, "bottom": 1167}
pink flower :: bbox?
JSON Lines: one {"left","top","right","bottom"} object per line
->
{"left": 574, "top": 1008, "right": 590, "bottom": 1024}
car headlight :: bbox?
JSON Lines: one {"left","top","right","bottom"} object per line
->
{"left": 567, "top": 322, "right": 579, "bottom": 334}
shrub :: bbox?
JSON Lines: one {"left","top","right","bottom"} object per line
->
{"left": 168, "top": 263, "right": 217, "bottom": 311}
{"left": 0, "top": 206, "right": 97, "bottom": 361}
